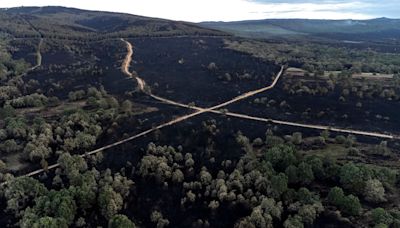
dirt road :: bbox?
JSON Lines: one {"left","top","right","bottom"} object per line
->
{"left": 121, "top": 38, "right": 146, "bottom": 91}
{"left": 17, "top": 38, "right": 43, "bottom": 77}
{"left": 207, "top": 110, "right": 397, "bottom": 139}
{"left": 31, "top": 38, "right": 43, "bottom": 71}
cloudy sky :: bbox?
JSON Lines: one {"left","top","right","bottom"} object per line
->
{"left": 0, "top": 0, "right": 398, "bottom": 22}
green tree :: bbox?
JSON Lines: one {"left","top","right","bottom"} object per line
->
{"left": 339, "top": 163, "right": 370, "bottom": 194}
{"left": 270, "top": 173, "right": 288, "bottom": 198}
{"left": 308, "top": 157, "right": 325, "bottom": 180}
{"left": 327, "top": 187, "right": 345, "bottom": 206}
{"left": 264, "top": 145, "right": 297, "bottom": 172}
{"left": 172, "top": 169, "right": 184, "bottom": 183}
{"left": 298, "top": 205, "right": 318, "bottom": 224}
{"left": 4, "top": 177, "right": 47, "bottom": 214}
{"left": 58, "top": 154, "right": 88, "bottom": 184}
{"left": 341, "top": 195, "right": 361, "bottom": 216}
{"left": 150, "top": 211, "right": 170, "bottom": 228}
{"left": 284, "top": 215, "right": 304, "bottom": 228}
{"left": 98, "top": 185, "right": 123, "bottom": 220}
{"left": 0, "top": 104, "right": 15, "bottom": 119}
{"left": 121, "top": 100, "right": 133, "bottom": 114}
{"left": 297, "top": 162, "right": 314, "bottom": 184}
{"left": 1, "top": 139, "right": 20, "bottom": 154}
{"left": 364, "top": 179, "right": 386, "bottom": 203}
{"left": 285, "top": 165, "right": 299, "bottom": 184}
{"left": 26, "top": 189, "right": 77, "bottom": 226}
{"left": 108, "top": 214, "right": 136, "bottom": 228}
{"left": 260, "top": 197, "right": 283, "bottom": 220}
{"left": 372, "top": 208, "right": 393, "bottom": 226}
{"left": 69, "top": 172, "right": 97, "bottom": 211}
{"left": 30, "top": 216, "right": 68, "bottom": 228}
{"left": 297, "top": 188, "right": 315, "bottom": 205}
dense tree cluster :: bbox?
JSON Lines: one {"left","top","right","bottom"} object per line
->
{"left": 6, "top": 93, "right": 49, "bottom": 108}
{"left": 124, "top": 129, "right": 400, "bottom": 227}
{"left": 1, "top": 154, "right": 134, "bottom": 227}
{"left": 0, "top": 60, "right": 138, "bottom": 170}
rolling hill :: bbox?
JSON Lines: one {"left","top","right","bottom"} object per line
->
{"left": 200, "top": 18, "right": 400, "bottom": 42}
{"left": 0, "top": 6, "right": 227, "bottom": 39}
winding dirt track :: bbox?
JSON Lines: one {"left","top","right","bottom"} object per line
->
{"left": 121, "top": 38, "right": 146, "bottom": 91}
{"left": 17, "top": 38, "right": 399, "bottom": 178}
{"left": 31, "top": 38, "right": 43, "bottom": 71}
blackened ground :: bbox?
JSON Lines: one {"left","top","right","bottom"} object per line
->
{"left": 226, "top": 77, "right": 400, "bottom": 135}
{"left": 87, "top": 39, "right": 139, "bottom": 95}
{"left": 25, "top": 39, "right": 138, "bottom": 99}
{"left": 100, "top": 114, "right": 250, "bottom": 227}
{"left": 9, "top": 39, "right": 39, "bottom": 66}
{"left": 130, "top": 37, "right": 280, "bottom": 107}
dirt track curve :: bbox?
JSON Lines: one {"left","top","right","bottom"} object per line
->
{"left": 121, "top": 38, "right": 146, "bottom": 91}
{"left": 32, "top": 38, "right": 43, "bottom": 70}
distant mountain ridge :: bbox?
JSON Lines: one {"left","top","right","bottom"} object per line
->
{"left": 0, "top": 6, "right": 227, "bottom": 39}
{"left": 200, "top": 18, "right": 400, "bottom": 41}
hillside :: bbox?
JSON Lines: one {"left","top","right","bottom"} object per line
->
{"left": 200, "top": 18, "right": 400, "bottom": 42}
{"left": 0, "top": 6, "right": 227, "bottom": 39}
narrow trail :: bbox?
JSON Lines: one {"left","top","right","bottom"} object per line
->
{"left": 207, "top": 67, "right": 284, "bottom": 110}
{"left": 31, "top": 38, "right": 43, "bottom": 71}
{"left": 15, "top": 38, "right": 43, "bottom": 77}
{"left": 13, "top": 38, "right": 398, "bottom": 179}
{"left": 121, "top": 38, "right": 146, "bottom": 91}
{"left": 20, "top": 14, "right": 43, "bottom": 72}
{"left": 207, "top": 110, "right": 398, "bottom": 140}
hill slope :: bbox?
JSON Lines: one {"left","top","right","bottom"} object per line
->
{"left": 0, "top": 6, "right": 227, "bottom": 39}
{"left": 200, "top": 18, "right": 400, "bottom": 42}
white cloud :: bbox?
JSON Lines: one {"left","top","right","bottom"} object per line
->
{"left": 0, "top": 0, "right": 374, "bottom": 22}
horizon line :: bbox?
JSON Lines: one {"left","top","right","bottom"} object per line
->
{"left": 1, "top": 5, "right": 399, "bottom": 22}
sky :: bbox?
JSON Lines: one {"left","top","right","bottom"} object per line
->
{"left": 0, "top": 0, "right": 398, "bottom": 22}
